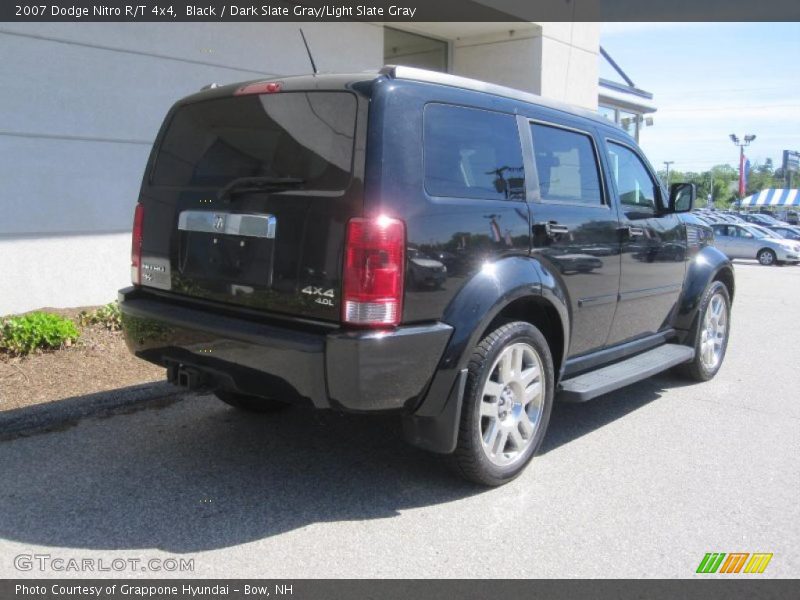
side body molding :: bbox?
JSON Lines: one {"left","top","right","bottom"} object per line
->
{"left": 403, "top": 256, "right": 570, "bottom": 453}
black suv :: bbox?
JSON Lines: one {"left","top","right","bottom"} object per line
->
{"left": 120, "top": 66, "right": 734, "bottom": 486}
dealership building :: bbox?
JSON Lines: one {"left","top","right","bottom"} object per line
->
{"left": 0, "top": 21, "right": 653, "bottom": 314}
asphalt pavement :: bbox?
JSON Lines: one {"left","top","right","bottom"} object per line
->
{"left": 1, "top": 261, "right": 798, "bottom": 578}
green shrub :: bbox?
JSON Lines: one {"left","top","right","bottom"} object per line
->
{"left": 78, "top": 302, "right": 122, "bottom": 331}
{"left": 0, "top": 312, "right": 80, "bottom": 356}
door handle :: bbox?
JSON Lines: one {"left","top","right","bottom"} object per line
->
{"left": 536, "top": 221, "right": 570, "bottom": 237}
{"left": 620, "top": 226, "right": 645, "bottom": 238}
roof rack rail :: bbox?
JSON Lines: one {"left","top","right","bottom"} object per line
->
{"left": 380, "top": 65, "right": 604, "bottom": 124}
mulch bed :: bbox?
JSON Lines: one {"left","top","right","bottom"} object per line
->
{"left": 0, "top": 307, "right": 164, "bottom": 412}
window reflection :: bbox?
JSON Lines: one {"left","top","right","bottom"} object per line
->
{"left": 531, "top": 123, "right": 603, "bottom": 205}
{"left": 424, "top": 104, "right": 525, "bottom": 201}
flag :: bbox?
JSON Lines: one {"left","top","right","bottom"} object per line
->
{"left": 489, "top": 217, "right": 502, "bottom": 243}
{"left": 739, "top": 154, "right": 750, "bottom": 196}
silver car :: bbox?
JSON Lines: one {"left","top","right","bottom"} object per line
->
{"left": 711, "top": 223, "right": 800, "bottom": 266}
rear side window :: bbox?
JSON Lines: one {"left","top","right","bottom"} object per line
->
{"left": 424, "top": 104, "right": 525, "bottom": 201}
{"left": 530, "top": 123, "right": 603, "bottom": 205}
{"left": 151, "top": 92, "right": 356, "bottom": 190}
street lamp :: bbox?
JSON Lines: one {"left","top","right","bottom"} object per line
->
{"left": 663, "top": 161, "right": 674, "bottom": 188}
{"left": 730, "top": 133, "right": 756, "bottom": 199}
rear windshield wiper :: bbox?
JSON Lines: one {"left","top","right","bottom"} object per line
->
{"left": 217, "top": 176, "right": 305, "bottom": 200}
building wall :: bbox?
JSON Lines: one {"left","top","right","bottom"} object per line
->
{"left": 453, "top": 30, "right": 542, "bottom": 93}
{"left": 0, "top": 21, "right": 599, "bottom": 315}
{"left": 451, "top": 23, "right": 598, "bottom": 109}
{"left": 537, "top": 23, "right": 599, "bottom": 109}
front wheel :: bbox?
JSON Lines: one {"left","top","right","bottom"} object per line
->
{"left": 676, "top": 281, "right": 731, "bottom": 382}
{"left": 449, "top": 321, "right": 554, "bottom": 486}
{"left": 757, "top": 248, "right": 777, "bottom": 266}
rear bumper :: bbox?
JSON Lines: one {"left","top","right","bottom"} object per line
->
{"left": 118, "top": 287, "right": 452, "bottom": 412}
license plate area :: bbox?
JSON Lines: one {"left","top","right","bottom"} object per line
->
{"left": 177, "top": 211, "right": 276, "bottom": 290}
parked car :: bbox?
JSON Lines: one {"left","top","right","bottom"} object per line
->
{"left": 777, "top": 210, "right": 799, "bottom": 225}
{"left": 716, "top": 213, "right": 745, "bottom": 224}
{"left": 719, "top": 211, "right": 746, "bottom": 223}
{"left": 765, "top": 225, "right": 800, "bottom": 241}
{"left": 710, "top": 223, "right": 800, "bottom": 265}
{"left": 741, "top": 212, "right": 788, "bottom": 227}
{"left": 119, "top": 67, "right": 734, "bottom": 486}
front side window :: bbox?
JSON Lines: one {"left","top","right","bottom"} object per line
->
{"left": 424, "top": 104, "right": 525, "bottom": 201}
{"left": 607, "top": 141, "right": 660, "bottom": 214}
{"left": 530, "top": 123, "right": 603, "bottom": 205}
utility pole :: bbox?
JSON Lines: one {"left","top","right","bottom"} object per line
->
{"left": 663, "top": 161, "right": 674, "bottom": 189}
{"left": 708, "top": 171, "right": 714, "bottom": 209}
{"left": 729, "top": 133, "right": 756, "bottom": 201}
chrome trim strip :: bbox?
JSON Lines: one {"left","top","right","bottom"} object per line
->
{"left": 177, "top": 211, "right": 276, "bottom": 239}
{"left": 619, "top": 284, "right": 683, "bottom": 302}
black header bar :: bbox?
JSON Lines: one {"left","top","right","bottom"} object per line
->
{"left": 1, "top": 579, "right": 795, "bottom": 600}
{"left": 2, "top": 0, "right": 800, "bottom": 22}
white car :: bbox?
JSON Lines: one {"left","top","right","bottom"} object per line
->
{"left": 711, "top": 223, "right": 800, "bottom": 266}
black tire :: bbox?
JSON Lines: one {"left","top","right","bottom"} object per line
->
{"left": 757, "top": 248, "right": 777, "bottom": 266}
{"left": 675, "top": 280, "right": 731, "bottom": 382}
{"left": 214, "top": 390, "right": 290, "bottom": 413}
{"left": 448, "top": 321, "right": 554, "bottom": 487}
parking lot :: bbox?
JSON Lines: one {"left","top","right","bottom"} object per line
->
{"left": 0, "top": 261, "right": 798, "bottom": 578}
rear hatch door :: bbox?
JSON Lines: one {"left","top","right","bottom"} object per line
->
{"left": 139, "top": 86, "right": 365, "bottom": 322}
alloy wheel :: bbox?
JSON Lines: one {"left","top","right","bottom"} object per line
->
{"left": 478, "top": 342, "right": 546, "bottom": 467}
{"left": 699, "top": 292, "right": 728, "bottom": 371}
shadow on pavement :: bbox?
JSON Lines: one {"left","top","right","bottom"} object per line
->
{"left": 0, "top": 394, "right": 477, "bottom": 553}
{"left": 542, "top": 371, "right": 693, "bottom": 454}
{"left": 0, "top": 371, "right": 692, "bottom": 553}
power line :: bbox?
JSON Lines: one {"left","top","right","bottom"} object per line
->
{"left": 664, "top": 104, "right": 800, "bottom": 112}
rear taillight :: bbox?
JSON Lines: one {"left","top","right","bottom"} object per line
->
{"left": 342, "top": 216, "right": 405, "bottom": 327}
{"left": 131, "top": 203, "right": 144, "bottom": 285}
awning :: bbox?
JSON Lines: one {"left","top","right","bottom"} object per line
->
{"left": 741, "top": 189, "right": 800, "bottom": 207}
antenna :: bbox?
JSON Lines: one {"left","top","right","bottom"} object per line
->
{"left": 299, "top": 29, "right": 318, "bottom": 75}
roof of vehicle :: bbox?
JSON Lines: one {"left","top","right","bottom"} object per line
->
{"left": 381, "top": 65, "right": 611, "bottom": 126}
{"left": 183, "top": 65, "right": 614, "bottom": 129}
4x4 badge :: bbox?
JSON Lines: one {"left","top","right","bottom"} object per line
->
{"left": 301, "top": 286, "right": 335, "bottom": 306}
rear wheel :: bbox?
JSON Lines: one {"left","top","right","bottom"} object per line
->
{"left": 449, "top": 321, "right": 554, "bottom": 486}
{"left": 676, "top": 280, "right": 731, "bottom": 382}
{"left": 757, "top": 248, "right": 777, "bottom": 266}
{"left": 214, "top": 390, "right": 290, "bottom": 413}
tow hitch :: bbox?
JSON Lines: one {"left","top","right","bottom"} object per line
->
{"left": 167, "top": 363, "right": 208, "bottom": 391}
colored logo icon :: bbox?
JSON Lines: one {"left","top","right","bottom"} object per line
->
{"left": 696, "top": 553, "right": 773, "bottom": 574}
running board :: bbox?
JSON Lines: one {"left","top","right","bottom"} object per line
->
{"left": 558, "top": 344, "right": 694, "bottom": 403}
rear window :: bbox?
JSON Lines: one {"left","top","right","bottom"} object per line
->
{"left": 424, "top": 104, "right": 525, "bottom": 201}
{"left": 151, "top": 92, "right": 356, "bottom": 190}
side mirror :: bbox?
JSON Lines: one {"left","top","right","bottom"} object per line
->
{"left": 669, "top": 182, "right": 696, "bottom": 213}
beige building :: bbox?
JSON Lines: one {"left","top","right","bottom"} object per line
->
{"left": 0, "top": 22, "right": 651, "bottom": 314}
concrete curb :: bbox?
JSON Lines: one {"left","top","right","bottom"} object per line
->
{"left": 0, "top": 381, "right": 185, "bottom": 441}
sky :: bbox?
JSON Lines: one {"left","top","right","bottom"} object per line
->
{"left": 600, "top": 22, "right": 800, "bottom": 175}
